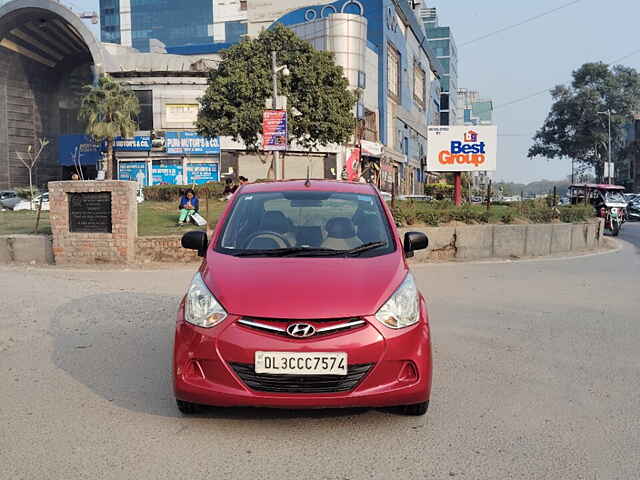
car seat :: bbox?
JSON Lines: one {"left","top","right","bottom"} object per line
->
{"left": 322, "top": 217, "right": 360, "bottom": 250}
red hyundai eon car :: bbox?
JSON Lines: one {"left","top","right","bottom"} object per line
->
{"left": 175, "top": 180, "right": 431, "bottom": 415}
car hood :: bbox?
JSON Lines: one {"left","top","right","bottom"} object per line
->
{"left": 201, "top": 252, "right": 408, "bottom": 319}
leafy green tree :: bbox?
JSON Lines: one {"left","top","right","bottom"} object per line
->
{"left": 197, "top": 24, "right": 356, "bottom": 159}
{"left": 528, "top": 62, "right": 640, "bottom": 179}
{"left": 79, "top": 75, "right": 140, "bottom": 180}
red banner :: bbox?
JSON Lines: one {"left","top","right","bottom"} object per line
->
{"left": 262, "top": 110, "right": 288, "bottom": 151}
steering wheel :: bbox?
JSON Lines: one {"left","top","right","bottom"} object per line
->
{"left": 243, "top": 231, "right": 292, "bottom": 250}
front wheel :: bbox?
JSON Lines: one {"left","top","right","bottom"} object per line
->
{"left": 176, "top": 399, "right": 201, "bottom": 414}
{"left": 612, "top": 221, "right": 621, "bottom": 236}
{"left": 398, "top": 400, "right": 429, "bottom": 416}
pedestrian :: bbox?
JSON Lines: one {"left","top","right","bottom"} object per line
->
{"left": 177, "top": 188, "right": 199, "bottom": 226}
{"left": 222, "top": 177, "right": 234, "bottom": 196}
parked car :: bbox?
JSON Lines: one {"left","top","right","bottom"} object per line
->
{"left": 627, "top": 198, "right": 640, "bottom": 221}
{"left": 379, "top": 191, "right": 392, "bottom": 202}
{"left": 0, "top": 190, "right": 17, "bottom": 210}
{"left": 398, "top": 194, "right": 433, "bottom": 202}
{"left": 175, "top": 180, "right": 432, "bottom": 415}
{"left": 10, "top": 192, "right": 49, "bottom": 211}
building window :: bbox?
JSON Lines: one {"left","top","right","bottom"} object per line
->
{"left": 387, "top": 44, "right": 401, "bottom": 101}
{"left": 240, "top": 0, "right": 247, "bottom": 11}
{"left": 133, "top": 90, "right": 153, "bottom": 131}
{"left": 413, "top": 62, "right": 426, "bottom": 109}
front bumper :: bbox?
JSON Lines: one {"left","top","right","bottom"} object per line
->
{"left": 173, "top": 300, "right": 432, "bottom": 409}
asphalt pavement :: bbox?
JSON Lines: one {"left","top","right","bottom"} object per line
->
{"left": 1, "top": 224, "right": 639, "bottom": 479}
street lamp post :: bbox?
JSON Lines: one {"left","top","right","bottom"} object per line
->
{"left": 598, "top": 109, "right": 612, "bottom": 184}
{"left": 271, "top": 50, "right": 290, "bottom": 180}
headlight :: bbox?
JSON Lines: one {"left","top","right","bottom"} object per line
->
{"left": 375, "top": 274, "right": 420, "bottom": 329}
{"left": 184, "top": 272, "right": 228, "bottom": 328}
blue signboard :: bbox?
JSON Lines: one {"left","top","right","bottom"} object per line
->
{"left": 152, "top": 162, "right": 184, "bottom": 185}
{"left": 165, "top": 132, "right": 220, "bottom": 155}
{"left": 58, "top": 135, "right": 101, "bottom": 166}
{"left": 187, "top": 163, "right": 219, "bottom": 184}
{"left": 119, "top": 161, "right": 149, "bottom": 186}
{"left": 113, "top": 136, "right": 152, "bottom": 151}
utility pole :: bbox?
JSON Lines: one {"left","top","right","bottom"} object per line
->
{"left": 598, "top": 109, "right": 613, "bottom": 184}
{"left": 271, "top": 50, "right": 281, "bottom": 181}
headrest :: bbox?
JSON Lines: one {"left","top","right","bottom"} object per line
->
{"left": 326, "top": 217, "right": 356, "bottom": 239}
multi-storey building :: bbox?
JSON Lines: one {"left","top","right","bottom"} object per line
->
{"left": 100, "top": 0, "right": 216, "bottom": 51}
{"left": 420, "top": 7, "right": 456, "bottom": 126}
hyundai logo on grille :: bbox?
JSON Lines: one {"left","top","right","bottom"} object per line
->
{"left": 286, "top": 323, "right": 316, "bottom": 338}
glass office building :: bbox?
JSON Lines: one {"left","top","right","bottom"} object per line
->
{"left": 420, "top": 8, "right": 457, "bottom": 126}
{"left": 100, "top": 0, "right": 215, "bottom": 52}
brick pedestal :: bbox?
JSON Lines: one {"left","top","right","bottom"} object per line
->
{"left": 49, "top": 181, "right": 138, "bottom": 264}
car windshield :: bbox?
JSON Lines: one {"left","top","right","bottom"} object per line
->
{"left": 218, "top": 190, "right": 394, "bottom": 257}
{"left": 606, "top": 192, "right": 626, "bottom": 203}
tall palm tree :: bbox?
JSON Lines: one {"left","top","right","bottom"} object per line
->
{"left": 78, "top": 75, "right": 140, "bottom": 180}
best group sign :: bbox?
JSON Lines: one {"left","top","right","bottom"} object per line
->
{"left": 427, "top": 126, "right": 497, "bottom": 172}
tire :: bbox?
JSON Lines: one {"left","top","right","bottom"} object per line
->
{"left": 399, "top": 400, "right": 429, "bottom": 416}
{"left": 612, "top": 221, "right": 621, "bottom": 236}
{"left": 176, "top": 399, "right": 200, "bottom": 414}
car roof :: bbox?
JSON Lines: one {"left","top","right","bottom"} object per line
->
{"left": 570, "top": 183, "right": 625, "bottom": 191}
{"left": 239, "top": 179, "right": 378, "bottom": 195}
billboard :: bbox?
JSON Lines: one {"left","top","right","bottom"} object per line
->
{"left": 262, "top": 110, "right": 287, "bottom": 151}
{"left": 118, "top": 161, "right": 148, "bottom": 186}
{"left": 58, "top": 135, "right": 101, "bottom": 166}
{"left": 427, "top": 126, "right": 497, "bottom": 172}
{"left": 152, "top": 162, "right": 184, "bottom": 185}
{"left": 113, "top": 136, "right": 152, "bottom": 151}
{"left": 187, "top": 163, "right": 219, "bottom": 184}
{"left": 165, "top": 132, "right": 220, "bottom": 155}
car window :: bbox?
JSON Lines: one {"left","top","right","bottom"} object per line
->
{"left": 218, "top": 190, "right": 395, "bottom": 257}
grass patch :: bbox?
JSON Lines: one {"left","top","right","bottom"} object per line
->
{"left": 138, "top": 200, "right": 227, "bottom": 236}
{"left": 0, "top": 210, "right": 51, "bottom": 235}
{"left": 1, "top": 200, "right": 228, "bottom": 237}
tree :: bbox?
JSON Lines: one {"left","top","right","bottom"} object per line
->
{"left": 528, "top": 62, "right": 640, "bottom": 179}
{"left": 197, "top": 24, "right": 356, "bottom": 161}
{"left": 15, "top": 138, "right": 50, "bottom": 204}
{"left": 78, "top": 75, "right": 140, "bottom": 180}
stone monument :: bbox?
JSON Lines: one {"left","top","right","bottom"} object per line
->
{"left": 48, "top": 181, "right": 137, "bottom": 264}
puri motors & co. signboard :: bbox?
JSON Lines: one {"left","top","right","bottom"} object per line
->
{"left": 427, "top": 126, "right": 497, "bottom": 172}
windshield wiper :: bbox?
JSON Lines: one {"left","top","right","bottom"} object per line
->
{"left": 230, "top": 242, "right": 387, "bottom": 258}
{"left": 231, "top": 247, "right": 335, "bottom": 257}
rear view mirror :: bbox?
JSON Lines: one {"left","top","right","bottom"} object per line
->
{"left": 182, "top": 231, "right": 208, "bottom": 257}
{"left": 404, "top": 232, "right": 428, "bottom": 258}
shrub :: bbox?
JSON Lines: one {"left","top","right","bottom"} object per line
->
{"left": 424, "top": 182, "right": 454, "bottom": 200}
{"left": 143, "top": 182, "right": 225, "bottom": 202}
{"left": 558, "top": 205, "right": 595, "bottom": 223}
{"left": 501, "top": 212, "right": 514, "bottom": 224}
{"left": 16, "top": 187, "right": 40, "bottom": 199}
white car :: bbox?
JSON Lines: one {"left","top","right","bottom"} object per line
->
{"left": 399, "top": 194, "right": 433, "bottom": 202}
{"left": 11, "top": 193, "right": 49, "bottom": 211}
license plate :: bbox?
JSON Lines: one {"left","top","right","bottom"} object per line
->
{"left": 255, "top": 351, "right": 347, "bottom": 375}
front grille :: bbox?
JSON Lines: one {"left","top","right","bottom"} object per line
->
{"left": 237, "top": 317, "right": 366, "bottom": 338}
{"left": 230, "top": 363, "right": 373, "bottom": 393}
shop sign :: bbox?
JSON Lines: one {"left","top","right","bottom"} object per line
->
{"left": 262, "top": 110, "right": 288, "bottom": 151}
{"left": 165, "top": 132, "right": 221, "bottom": 155}
{"left": 113, "top": 136, "right": 152, "bottom": 151}
{"left": 152, "top": 162, "right": 184, "bottom": 185}
{"left": 187, "top": 163, "right": 219, "bottom": 184}
{"left": 58, "top": 135, "right": 101, "bottom": 166}
{"left": 118, "top": 161, "right": 148, "bottom": 186}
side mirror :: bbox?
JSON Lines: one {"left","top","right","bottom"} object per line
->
{"left": 404, "top": 232, "right": 428, "bottom": 258}
{"left": 182, "top": 231, "right": 208, "bottom": 257}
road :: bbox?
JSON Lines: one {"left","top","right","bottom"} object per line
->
{"left": 1, "top": 224, "right": 639, "bottom": 479}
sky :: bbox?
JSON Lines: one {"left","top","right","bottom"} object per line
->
{"left": 72, "top": 0, "right": 640, "bottom": 183}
